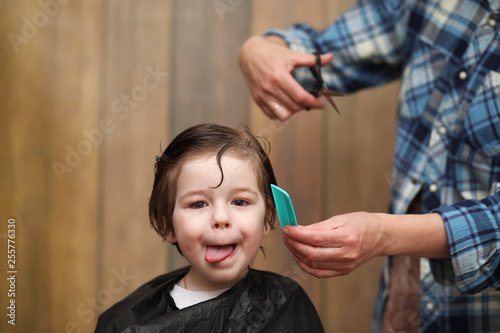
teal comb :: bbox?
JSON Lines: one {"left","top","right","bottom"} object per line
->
{"left": 271, "top": 184, "right": 298, "bottom": 228}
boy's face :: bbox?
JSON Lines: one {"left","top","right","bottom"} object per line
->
{"left": 169, "top": 153, "right": 270, "bottom": 291}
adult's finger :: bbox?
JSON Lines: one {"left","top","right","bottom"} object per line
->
{"left": 278, "top": 53, "right": 334, "bottom": 111}
{"left": 255, "top": 67, "right": 323, "bottom": 119}
{"left": 283, "top": 231, "right": 342, "bottom": 262}
{"left": 259, "top": 88, "right": 304, "bottom": 120}
{"left": 278, "top": 77, "right": 325, "bottom": 114}
{"left": 292, "top": 254, "right": 345, "bottom": 278}
{"left": 287, "top": 52, "right": 334, "bottom": 70}
{"left": 283, "top": 224, "right": 344, "bottom": 248}
{"left": 284, "top": 237, "right": 358, "bottom": 276}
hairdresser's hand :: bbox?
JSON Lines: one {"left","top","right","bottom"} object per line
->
{"left": 282, "top": 212, "right": 449, "bottom": 278}
{"left": 282, "top": 212, "right": 386, "bottom": 278}
{"left": 238, "top": 35, "right": 334, "bottom": 120}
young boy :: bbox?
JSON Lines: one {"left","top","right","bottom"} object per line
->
{"left": 95, "top": 123, "right": 324, "bottom": 332}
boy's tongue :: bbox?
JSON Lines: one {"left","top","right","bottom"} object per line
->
{"left": 205, "top": 245, "right": 234, "bottom": 263}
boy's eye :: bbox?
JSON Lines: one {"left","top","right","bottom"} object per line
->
{"left": 233, "top": 199, "right": 248, "bottom": 207}
{"left": 191, "top": 201, "right": 207, "bottom": 209}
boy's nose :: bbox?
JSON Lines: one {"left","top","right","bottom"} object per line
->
{"left": 212, "top": 204, "right": 231, "bottom": 230}
{"left": 213, "top": 221, "right": 231, "bottom": 230}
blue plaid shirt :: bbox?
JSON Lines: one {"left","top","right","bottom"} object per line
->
{"left": 266, "top": 0, "right": 500, "bottom": 331}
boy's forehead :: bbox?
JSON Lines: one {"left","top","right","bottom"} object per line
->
{"left": 184, "top": 151, "right": 253, "bottom": 168}
{"left": 183, "top": 153, "right": 253, "bottom": 172}
{"left": 178, "top": 153, "right": 259, "bottom": 187}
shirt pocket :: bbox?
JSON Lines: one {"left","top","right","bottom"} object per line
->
{"left": 462, "top": 71, "right": 500, "bottom": 157}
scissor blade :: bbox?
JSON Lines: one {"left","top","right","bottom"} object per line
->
{"left": 325, "top": 94, "right": 341, "bottom": 115}
{"left": 324, "top": 90, "right": 343, "bottom": 97}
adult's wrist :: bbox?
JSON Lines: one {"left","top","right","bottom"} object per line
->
{"left": 377, "top": 212, "right": 450, "bottom": 258}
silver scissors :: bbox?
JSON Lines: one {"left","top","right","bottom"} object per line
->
{"left": 309, "top": 52, "right": 343, "bottom": 115}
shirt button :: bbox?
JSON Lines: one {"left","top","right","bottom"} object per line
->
{"left": 429, "top": 183, "right": 438, "bottom": 193}
{"left": 426, "top": 302, "right": 435, "bottom": 311}
{"left": 458, "top": 70, "right": 468, "bottom": 81}
{"left": 438, "top": 126, "right": 447, "bottom": 135}
{"left": 488, "top": 14, "right": 499, "bottom": 27}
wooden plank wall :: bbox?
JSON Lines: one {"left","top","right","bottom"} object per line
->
{"left": 1, "top": 1, "right": 398, "bottom": 332}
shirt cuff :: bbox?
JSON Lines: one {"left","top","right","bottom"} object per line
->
{"left": 431, "top": 197, "right": 500, "bottom": 294}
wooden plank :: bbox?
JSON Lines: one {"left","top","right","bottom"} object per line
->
{"left": 248, "top": 0, "right": 327, "bottom": 318}
{"left": 99, "top": 0, "right": 171, "bottom": 325}
{"left": 320, "top": 82, "right": 399, "bottom": 332}
{"left": 170, "top": 0, "right": 252, "bottom": 133}
{"left": 46, "top": 1, "right": 102, "bottom": 331}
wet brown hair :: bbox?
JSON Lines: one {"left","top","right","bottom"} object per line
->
{"left": 149, "top": 123, "right": 277, "bottom": 244}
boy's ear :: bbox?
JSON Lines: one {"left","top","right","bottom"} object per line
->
{"left": 161, "top": 216, "right": 177, "bottom": 243}
{"left": 262, "top": 197, "right": 275, "bottom": 238}
{"left": 165, "top": 231, "right": 177, "bottom": 243}
{"left": 262, "top": 223, "right": 271, "bottom": 238}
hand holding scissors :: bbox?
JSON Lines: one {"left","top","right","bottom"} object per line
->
{"left": 239, "top": 36, "right": 335, "bottom": 119}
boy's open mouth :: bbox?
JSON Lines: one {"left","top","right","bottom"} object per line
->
{"left": 205, "top": 244, "right": 236, "bottom": 263}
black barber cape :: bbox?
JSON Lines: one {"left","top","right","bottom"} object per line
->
{"left": 95, "top": 266, "right": 324, "bottom": 333}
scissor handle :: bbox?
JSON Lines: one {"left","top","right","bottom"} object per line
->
{"left": 309, "top": 52, "right": 324, "bottom": 84}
